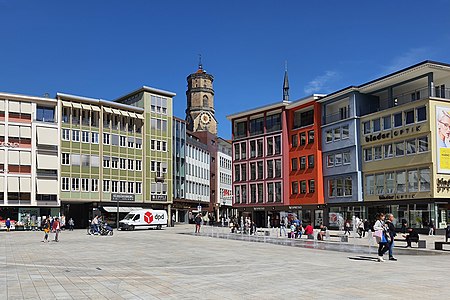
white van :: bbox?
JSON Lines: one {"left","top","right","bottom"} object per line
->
{"left": 119, "top": 209, "right": 167, "bottom": 230}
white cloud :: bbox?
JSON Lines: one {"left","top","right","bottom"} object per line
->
{"left": 382, "top": 47, "right": 432, "bottom": 74}
{"left": 304, "top": 70, "right": 339, "bottom": 94}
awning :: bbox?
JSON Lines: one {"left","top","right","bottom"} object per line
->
{"left": 0, "top": 177, "right": 3, "bottom": 192}
{"left": 91, "top": 106, "right": 101, "bottom": 112}
{"left": 72, "top": 102, "right": 82, "bottom": 109}
{"left": 128, "top": 112, "right": 137, "bottom": 118}
{"left": 7, "top": 177, "right": 19, "bottom": 192}
{"left": 20, "top": 126, "right": 31, "bottom": 138}
{"left": 81, "top": 104, "right": 91, "bottom": 110}
{"left": 0, "top": 100, "right": 4, "bottom": 111}
{"left": 8, "top": 125, "right": 20, "bottom": 137}
{"left": 37, "top": 153, "right": 58, "bottom": 169}
{"left": 37, "top": 127, "right": 58, "bottom": 146}
{"left": 20, "top": 102, "right": 32, "bottom": 114}
{"left": 112, "top": 108, "right": 121, "bottom": 115}
{"left": 0, "top": 150, "right": 4, "bottom": 164}
{"left": 120, "top": 111, "right": 130, "bottom": 117}
{"left": 101, "top": 206, "right": 143, "bottom": 213}
{"left": 36, "top": 178, "right": 58, "bottom": 194}
{"left": 103, "top": 107, "right": 113, "bottom": 113}
{"left": 8, "top": 151, "right": 20, "bottom": 165}
{"left": 62, "top": 101, "right": 72, "bottom": 107}
{"left": 136, "top": 114, "right": 144, "bottom": 120}
{"left": 0, "top": 124, "right": 4, "bottom": 136}
{"left": 8, "top": 101, "right": 20, "bottom": 113}
{"left": 20, "top": 151, "right": 31, "bottom": 165}
{"left": 20, "top": 177, "right": 31, "bottom": 192}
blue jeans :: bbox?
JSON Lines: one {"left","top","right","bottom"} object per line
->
{"left": 389, "top": 241, "right": 394, "bottom": 257}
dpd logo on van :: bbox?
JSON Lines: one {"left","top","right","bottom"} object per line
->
{"left": 144, "top": 212, "right": 153, "bottom": 224}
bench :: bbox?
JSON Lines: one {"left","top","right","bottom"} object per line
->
{"left": 394, "top": 238, "right": 426, "bottom": 248}
{"left": 435, "top": 241, "right": 450, "bottom": 250}
{"left": 256, "top": 228, "right": 270, "bottom": 236}
{"left": 330, "top": 234, "right": 349, "bottom": 242}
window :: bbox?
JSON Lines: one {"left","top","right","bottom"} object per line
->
{"left": 62, "top": 129, "right": 70, "bottom": 141}
{"left": 119, "top": 136, "right": 126, "bottom": 147}
{"left": 128, "top": 159, "right": 134, "bottom": 170}
{"left": 326, "top": 130, "right": 332, "bottom": 143}
{"left": 343, "top": 152, "right": 350, "bottom": 165}
{"left": 418, "top": 136, "right": 429, "bottom": 152}
{"left": 61, "top": 177, "right": 69, "bottom": 191}
{"left": 103, "top": 180, "right": 110, "bottom": 192}
{"left": 72, "top": 178, "right": 80, "bottom": 191}
{"left": 308, "top": 130, "right": 314, "bottom": 144}
{"left": 250, "top": 162, "right": 256, "bottom": 180}
{"left": 336, "top": 178, "right": 343, "bottom": 196}
{"left": 417, "top": 106, "right": 426, "bottom": 122}
{"left": 81, "top": 178, "right": 89, "bottom": 192}
{"left": 267, "top": 160, "right": 273, "bottom": 178}
{"left": 419, "top": 168, "right": 430, "bottom": 191}
{"left": 394, "top": 112, "right": 402, "bottom": 127}
{"left": 111, "top": 181, "right": 118, "bottom": 193}
{"left": 334, "top": 127, "right": 341, "bottom": 141}
{"left": 128, "top": 182, "right": 134, "bottom": 193}
{"left": 136, "top": 160, "right": 142, "bottom": 171}
{"left": 405, "top": 110, "right": 414, "bottom": 125}
{"left": 327, "top": 154, "right": 334, "bottom": 168}
{"left": 308, "top": 179, "right": 315, "bottom": 193}
{"left": 274, "top": 136, "right": 281, "bottom": 155}
{"left": 111, "top": 157, "right": 118, "bottom": 169}
{"left": 36, "top": 106, "right": 55, "bottom": 122}
{"left": 275, "top": 182, "right": 282, "bottom": 202}
{"left": 396, "top": 170, "right": 406, "bottom": 193}
{"left": 395, "top": 142, "right": 405, "bottom": 156}
{"left": 341, "top": 126, "right": 349, "bottom": 139}
{"left": 344, "top": 177, "right": 352, "bottom": 196}
{"left": 292, "top": 181, "right": 298, "bottom": 194}
{"left": 373, "top": 118, "right": 381, "bottom": 132}
{"left": 91, "top": 132, "right": 99, "bottom": 144}
{"left": 120, "top": 158, "right": 126, "bottom": 169}
{"left": 300, "top": 157, "right": 306, "bottom": 170}
{"left": 374, "top": 146, "right": 382, "bottom": 160}
{"left": 135, "top": 139, "right": 142, "bottom": 149}
{"left": 241, "top": 164, "right": 247, "bottom": 181}
{"left": 136, "top": 182, "right": 142, "bottom": 194}
{"left": 241, "top": 143, "right": 247, "bottom": 159}
{"left": 62, "top": 153, "right": 70, "bottom": 165}
{"left": 300, "top": 181, "right": 307, "bottom": 194}
{"left": 364, "top": 148, "right": 372, "bottom": 162}
{"left": 292, "top": 134, "right": 298, "bottom": 147}
{"left": 300, "top": 132, "right": 306, "bottom": 146}
{"left": 334, "top": 153, "right": 342, "bottom": 166}
{"left": 408, "top": 169, "right": 418, "bottom": 192}
{"left": 375, "top": 173, "right": 384, "bottom": 195}
{"left": 234, "top": 144, "right": 240, "bottom": 160}
{"left": 250, "top": 140, "right": 256, "bottom": 158}
{"left": 363, "top": 122, "right": 370, "bottom": 134}
{"left": 275, "top": 159, "right": 282, "bottom": 177}
{"left": 381, "top": 144, "right": 392, "bottom": 159}
{"left": 365, "top": 175, "right": 374, "bottom": 195}
{"left": 406, "top": 139, "right": 416, "bottom": 155}
{"left": 257, "top": 139, "right": 263, "bottom": 157}
{"left": 257, "top": 161, "right": 263, "bottom": 179}
{"left": 103, "top": 133, "right": 110, "bottom": 145}
{"left": 119, "top": 181, "right": 126, "bottom": 193}
{"left": 291, "top": 158, "right": 298, "bottom": 171}
{"left": 383, "top": 116, "right": 391, "bottom": 130}
{"left": 91, "top": 179, "right": 98, "bottom": 192}
{"left": 386, "top": 172, "right": 395, "bottom": 194}
{"left": 293, "top": 109, "right": 314, "bottom": 128}
{"left": 329, "top": 179, "right": 336, "bottom": 197}
{"left": 235, "top": 121, "right": 247, "bottom": 138}
{"left": 267, "top": 183, "right": 274, "bottom": 202}
{"left": 308, "top": 155, "right": 314, "bottom": 168}
{"left": 72, "top": 130, "right": 80, "bottom": 142}
{"left": 81, "top": 131, "right": 89, "bottom": 143}
{"left": 249, "top": 117, "right": 264, "bottom": 136}
{"left": 266, "top": 113, "right": 281, "bottom": 132}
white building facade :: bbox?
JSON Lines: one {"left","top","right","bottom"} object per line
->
{"left": 216, "top": 138, "right": 232, "bottom": 220}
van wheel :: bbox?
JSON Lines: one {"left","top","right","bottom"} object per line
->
{"left": 157, "top": 225, "right": 162, "bottom": 230}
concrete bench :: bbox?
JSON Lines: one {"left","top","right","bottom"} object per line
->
{"left": 329, "top": 234, "right": 349, "bottom": 242}
{"left": 435, "top": 241, "right": 450, "bottom": 250}
{"left": 394, "top": 238, "right": 426, "bottom": 248}
{"left": 256, "top": 229, "right": 270, "bottom": 236}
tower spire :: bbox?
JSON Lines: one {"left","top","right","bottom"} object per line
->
{"left": 283, "top": 61, "right": 289, "bottom": 102}
{"left": 198, "top": 54, "right": 203, "bottom": 70}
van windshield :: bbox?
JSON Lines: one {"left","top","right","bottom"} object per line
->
{"left": 124, "top": 214, "right": 135, "bottom": 220}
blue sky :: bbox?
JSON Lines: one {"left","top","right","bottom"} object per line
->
{"left": 1, "top": 1, "right": 450, "bottom": 138}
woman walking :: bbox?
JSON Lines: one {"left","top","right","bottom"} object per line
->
{"left": 42, "top": 219, "right": 50, "bottom": 242}
{"left": 373, "top": 213, "right": 390, "bottom": 262}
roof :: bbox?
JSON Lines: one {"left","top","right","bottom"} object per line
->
{"left": 286, "top": 94, "right": 326, "bottom": 109}
{"left": 226, "top": 100, "right": 290, "bottom": 120}
{"left": 115, "top": 86, "right": 176, "bottom": 102}
{"left": 56, "top": 92, "right": 144, "bottom": 112}
{"left": 0, "top": 91, "right": 57, "bottom": 103}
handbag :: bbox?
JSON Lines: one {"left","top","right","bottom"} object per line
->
{"left": 384, "top": 230, "right": 392, "bottom": 243}
{"left": 373, "top": 230, "right": 383, "bottom": 238}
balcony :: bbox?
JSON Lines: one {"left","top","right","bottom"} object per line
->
{"left": 379, "top": 86, "right": 450, "bottom": 109}
{"left": 325, "top": 108, "right": 352, "bottom": 124}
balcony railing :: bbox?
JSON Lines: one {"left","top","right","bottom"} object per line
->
{"left": 325, "top": 108, "right": 352, "bottom": 124}
{"left": 379, "top": 86, "right": 450, "bottom": 109}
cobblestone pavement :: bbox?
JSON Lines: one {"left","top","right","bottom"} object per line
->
{"left": 0, "top": 225, "right": 449, "bottom": 299}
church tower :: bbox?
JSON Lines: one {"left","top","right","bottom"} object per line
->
{"left": 185, "top": 58, "right": 217, "bottom": 135}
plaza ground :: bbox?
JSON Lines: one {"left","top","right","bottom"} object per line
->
{"left": 0, "top": 225, "right": 449, "bottom": 299}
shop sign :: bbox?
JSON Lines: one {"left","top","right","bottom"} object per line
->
{"left": 253, "top": 207, "right": 265, "bottom": 211}
{"left": 288, "top": 206, "right": 303, "bottom": 210}
{"left": 151, "top": 195, "right": 168, "bottom": 201}
{"left": 111, "top": 194, "right": 135, "bottom": 201}
{"left": 0, "top": 141, "right": 20, "bottom": 148}
{"left": 378, "top": 194, "right": 416, "bottom": 200}
{"left": 365, "top": 125, "right": 421, "bottom": 143}
{"left": 436, "top": 178, "right": 450, "bottom": 193}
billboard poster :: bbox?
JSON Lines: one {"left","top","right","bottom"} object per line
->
{"left": 436, "top": 106, "right": 450, "bottom": 174}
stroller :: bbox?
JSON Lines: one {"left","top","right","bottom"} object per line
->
{"left": 99, "top": 221, "right": 114, "bottom": 236}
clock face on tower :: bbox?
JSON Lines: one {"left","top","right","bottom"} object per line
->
{"left": 200, "top": 113, "right": 210, "bottom": 125}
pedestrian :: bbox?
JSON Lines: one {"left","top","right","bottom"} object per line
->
{"left": 42, "top": 219, "right": 50, "bottom": 242}
{"left": 344, "top": 220, "right": 351, "bottom": 235}
{"left": 374, "top": 213, "right": 390, "bottom": 262}
{"left": 290, "top": 223, "right": 296, "bottom": 239}
{"left": 363, "top": 219, "right": 370, "bottom": 237}
{"left": 92, "top": 215, "right": 99, "bottom": 234}
{"left": 194, "top": 213, "right": 202, "bottom": 233}
{"left": 296, "top": 224, "right": 303, "bottom": 239}
{"left": 60, "top": 215, "right": 66, "bottom": 231}
{"left": 304, "top": 223, "right": 314, "bottom": 239}
{"left": 280, "top": 217, "right": 286, "bottom": 237}
{"left": 357, "top": 219, "right": 365, "bottom": 238}
{"left": 446, "top": 224, "right": 450, "bottom": 243}
{"left": 5, "top": 218, "right": 11, "bottom": 232}
{"left": 401, "top": 219, "right": 408, "bottom": 234}
{"left": 429, "top": 219, "right": 435, "bottom": 236}
{"left": 52, "top": 217, "right": 61, "bottom": 242}
{"left": 403, "top": 227, "right": 419, "bottom": 248}
{"left": 385, "top": 214, "right": 397, "bottom": 261}
{"left": 68, "top": 218, "right": 74, "bottom": 231}
{"left": 317, "top": 224, "right": 327, "bottom": 240}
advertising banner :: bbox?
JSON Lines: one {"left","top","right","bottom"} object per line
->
{"left": 436, "top": 106, "right": 450, "bottom": 173}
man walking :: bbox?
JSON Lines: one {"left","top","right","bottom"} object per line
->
{"left": 195, "top": 213, "right": 202, "bottom": 233}
{"left": 52, "top": 217, "right": 61, "bottom": 242}
{"left": 386, "top": 214, "right": 397, "bottom": 261}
